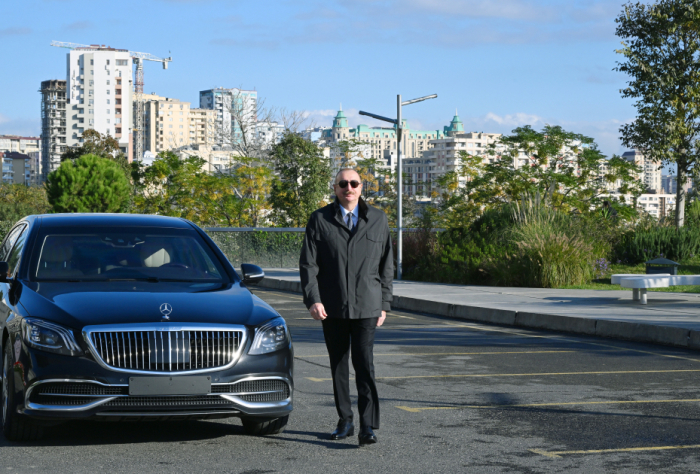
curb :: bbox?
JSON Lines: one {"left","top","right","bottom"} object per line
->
{"left": 257, "top": 277, "right": 697, "bottom": 350}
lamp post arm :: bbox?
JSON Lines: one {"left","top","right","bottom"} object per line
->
{"left": 359, "top": 111, "right": 397, "bottom": 124}
{"left": 401, "top": 94, "right": 438, "bottom": 106}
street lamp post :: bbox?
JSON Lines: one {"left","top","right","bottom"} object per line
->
{"left": 360, "top": 93, "right": 437, "bottom": 280}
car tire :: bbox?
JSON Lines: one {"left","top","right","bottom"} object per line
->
{"left": 2, "top": 342, "right": 43, "bottom": 442}
{"left": 241, "top": 415, "right": 289, "bottom": 436}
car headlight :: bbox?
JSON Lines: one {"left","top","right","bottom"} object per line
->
{"left": 21, "top": 318, "right": 82, "bottom": 356}
{"left": 249, "top": 317, "right": 290, "bottom": 355}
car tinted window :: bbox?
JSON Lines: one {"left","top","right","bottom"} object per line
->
{"left": 6, "top": 225, "right": 28, "bottom": 277}
{"left": 0, "top": 224, "right": 25, "bottom": 262}
{"left": 31, "top": 227, "right": 229, "bottom": 283}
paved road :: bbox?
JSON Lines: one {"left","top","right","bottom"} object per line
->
{"left": 4, "top": 288, "right": 700, "bottom": 473}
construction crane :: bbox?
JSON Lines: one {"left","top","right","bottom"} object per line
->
{"left": 50, "top": 41, "right": 172, "bottom": 162}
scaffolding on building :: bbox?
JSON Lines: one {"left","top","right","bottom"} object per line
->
{"left": 39, "top": 79, "right": 67, "bottom": 182}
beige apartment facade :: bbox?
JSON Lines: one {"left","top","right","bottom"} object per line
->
{"left": 411, "top": 130, "right": 503, "bottom": 196}
{"left": 142, "top": 93, "right": 216, "bottom": 156}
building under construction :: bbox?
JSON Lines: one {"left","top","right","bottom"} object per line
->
{"left": 39, "top": 79, "right": 67, "bottom": 180}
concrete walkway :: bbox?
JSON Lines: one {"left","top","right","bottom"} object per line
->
{"left": 258, "top": 268, "right": 700, "bottom": 350}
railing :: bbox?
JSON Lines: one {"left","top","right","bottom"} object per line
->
{"left": 205, "top": 228, "right": 305, "bottom": 268}
{"left": 205, "top": 227, "right": 444, "bottom": 269}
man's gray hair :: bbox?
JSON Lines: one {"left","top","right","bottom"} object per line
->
{"left": 334, "top": 168, "right": 360, "bottom": 184}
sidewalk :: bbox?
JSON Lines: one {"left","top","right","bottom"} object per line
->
{"left": 259, "top": 268, "right": 700, "bottom": 350}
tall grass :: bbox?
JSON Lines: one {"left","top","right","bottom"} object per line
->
{"left": 487, "top": 224, "right": 594, "bottom": 287}
{"left": 484, "top": 196, "right": 595, "bottom": 287}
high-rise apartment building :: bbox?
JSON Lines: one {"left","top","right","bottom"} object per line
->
{"left": 65, "top": 46, "right": 133, "bottom": 160}
{"left": 622, "top": 150, "right": 662, "bottom": 193}
{"left": 142, "top": 93, "right": 216, "bottom": 155}
{"left": 39, "top": 79, "right": 67, "bottom": 180}
{"left": 199, "top": 88, "right": 258, "bottom": 148}
{"left": 143, "top": 94, "right": 191, "bottom": 154}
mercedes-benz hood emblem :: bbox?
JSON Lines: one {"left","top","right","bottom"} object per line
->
{"left": 160, "top": 303, "right": 173, "bottom": 320}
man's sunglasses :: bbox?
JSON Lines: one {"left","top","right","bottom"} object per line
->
{"left": 336, "top": 180, "right": 362, "bottom": 189}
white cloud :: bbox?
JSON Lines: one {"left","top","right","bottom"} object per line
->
{"left": 482, "top": 112, "right": 545, "bottom": 127}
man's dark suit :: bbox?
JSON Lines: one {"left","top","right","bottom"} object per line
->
{"left": 299, "top": 197, "right": 393, "bottom": 429}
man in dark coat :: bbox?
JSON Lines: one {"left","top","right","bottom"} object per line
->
{"left": 299, "top": 168, "right": 393, "bottom": 446}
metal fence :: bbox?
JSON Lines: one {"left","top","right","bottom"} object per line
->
{"left": 205, "top": 227, "right": 443, "bottom": 269}
{"left": 205, "top": 228, "right": 305, "bottom": 269}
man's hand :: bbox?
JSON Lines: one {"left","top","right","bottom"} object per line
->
{"left": 377, "top": 311, "right": 386, "bottom": 327}
{"left": 309, "top": 302, "right": 327, "bottom": 320}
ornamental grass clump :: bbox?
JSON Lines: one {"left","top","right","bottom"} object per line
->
{"left": 495, "top": 224, "right": 594, "bottom": 288}
{"left": 484, "top": 196, "right": 595, "bottom": 288}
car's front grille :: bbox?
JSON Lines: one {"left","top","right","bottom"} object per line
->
{"left": 212, "top": 379, "right": 290, "bottom": 402}
{"left": 36, "top": 383, "right": 127, "bottom": 396}
{"left": 104, "top": 396, "right": 234, "bottom": 408}
{"left": 84, "top": 325, "right": 245, "bottom": 373}
{"left": 238, "top": 392, "right": 288, "bottom": 403}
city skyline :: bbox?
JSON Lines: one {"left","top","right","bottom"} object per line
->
{"left": 3, "top": 0, "right": 635, "bottom": 160}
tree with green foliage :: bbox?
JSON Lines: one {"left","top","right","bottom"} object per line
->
{"left": 615, "top": 0, "right": 700, "bottom": 227}
{"left": 269, "top": 133, "right": 332, "bottom": 227}
{"left": 132, "top": 151, "right": 275, "bottom": 227}
{"left": 46, "top": 154, "right": 130, "bottom": 213}
{"left": 0, "top": 184, "right": 51, "bottom": 239}
{"left": 227, "top": 156, "right": 276, "bottom": 227}
{"left": 433, "top": 152, "right": 487, "bottom": 228}
{"left": 329, "top": 138, "right": 371, "bottom": 172}
{"left": 132, "top": 151, "right": 216, "bottom": 225}
{"left": 430, "top": 125, "right": 644, "bottom": 228}
{"left": 61, "top": 129, "right": 132, "bottom": 186}
{"left": 61, "top": 129, "right": 125, "bottom": 162}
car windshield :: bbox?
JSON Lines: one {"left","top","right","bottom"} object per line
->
{"left": 31, "top": 227, "right": 229, "bottom": 283}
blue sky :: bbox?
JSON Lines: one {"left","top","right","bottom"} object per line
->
{"left": 2, "top": 0, "right": 636, "bottom": 158}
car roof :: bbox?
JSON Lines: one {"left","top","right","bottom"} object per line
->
{"left": 36, "top": 213, "right": 194, "bottom": 229}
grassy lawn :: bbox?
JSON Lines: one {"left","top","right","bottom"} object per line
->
{"left": 560, "top": 262, "right": 700, "bottom": 293}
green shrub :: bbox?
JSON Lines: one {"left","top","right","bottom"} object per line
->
{"left": 614, "top": 227, "right": 700, "bottom": 264}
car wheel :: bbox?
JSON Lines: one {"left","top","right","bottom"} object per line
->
{"left": 241, "top": 415, "right": 289, "bottom": 436}
{"left": 2, "top": 342, "right": 42, "bottom": 442}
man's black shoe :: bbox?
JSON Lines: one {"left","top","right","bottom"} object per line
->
{"left": 330, "top": 420, "right": 355, "bottom": 440}
{"left": 358, "top": 426, "right": 377, "bottom": 446}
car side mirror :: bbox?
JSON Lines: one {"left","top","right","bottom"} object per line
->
{"left": 0, "top": 262, "right": 8, "bottom": 283}
{"left": 241, "top": 264, "right": 264, "bottom": 285}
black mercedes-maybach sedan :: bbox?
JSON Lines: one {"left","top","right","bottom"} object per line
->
{"left": 0, "top": 214, "right": 293, "bottom": 441}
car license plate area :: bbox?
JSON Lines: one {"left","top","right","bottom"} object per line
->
{"left": 129, "top": 376, "right": 212, "bottom": 396}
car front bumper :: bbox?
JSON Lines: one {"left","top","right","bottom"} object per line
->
{"left": 14, "top": 339, "right": 293, "bottom": 421}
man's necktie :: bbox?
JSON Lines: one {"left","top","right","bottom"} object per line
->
{"left": 346, "top": 213, "right": 353, "bottom": 231}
